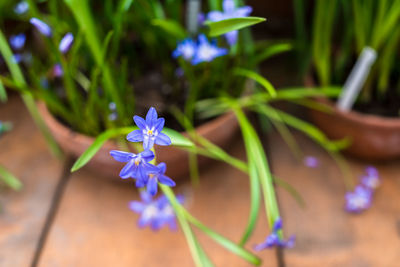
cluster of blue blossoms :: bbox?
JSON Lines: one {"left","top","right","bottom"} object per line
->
{"left": 172, "top": 0, "right": 252, "bottom": 65}
{"left": 110, "top": 108, "right": 182, "bottom": 230}
{"left": 345, "top": 166, "right": 380, "bottom": 213}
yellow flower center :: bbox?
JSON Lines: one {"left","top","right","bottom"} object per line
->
{"left": 147, "top": 129, "right": 153, "bottom": 136}
{"left": 149, "top": 174, "right": 155, "bottom": 178}
{"left": 134, "top": 159, "right": 140, "bottom": 166}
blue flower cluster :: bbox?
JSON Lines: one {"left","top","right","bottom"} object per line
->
{"left": 129, "top": 191, "right": 183, "bottom": 231}
{"left": 173, "top": 34, "right": 227, "bottom": 65}
{"left": 345, "top": 166, "right": 380, "bottom": 213}
{"left": 110, "top": 107, "right": 175, "bottom": 196}
{"left": 254, "top": 217, "right": 295, "bottom": 250}
{"left": 110, "top": 107, "right": 182, "bottom": 230}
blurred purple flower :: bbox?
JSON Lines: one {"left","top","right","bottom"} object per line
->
{"left": 14, "top": 1, "right": 29, "bottom": 15}
{"left": 109, "top": 150, "right": 158, "bottom": 183}
{"left": 254, "top": 217, "right": 295, "bottom": 250}
{"left": 108, "top": 112, "right": 118, "bottom": 121}
{"left": 145, "top": 162, "right": 176, "bottom": 196}
{"left": 361, "top": 166, "right": 380, "bottom": 190}
{"left": 129, "top": 191, "right": 183, "bottom": 231}
{"left": 108, "top": 102, "right": 116, "bottom": 111}
{"left": 127, "top": 107, "right": 171, "bottom": 150}
{"left": 9, "top": 33, "right": 26, "bottom": 50}
{"left": 304, "top": 156, "right": 319, "bottom": 168}
{"left": 206, "top": 0, "right": 252, "bottom": 45}
{"left": 52, "top": 64, "right": 63, "bottom": 78}
{"left": 345, "top": 185, "right": 372, "bottom": 213}
{"left": 30, "top": 18, "right": 52, "bottom": 37}
{"left": 59, "top": 33, "right": 74, "bottom": 54}
{"left": 191, "top": 34, "right": 228, "bottom": 65}
{"left": 172, "top": 38, "right": 197, "bottom": 61}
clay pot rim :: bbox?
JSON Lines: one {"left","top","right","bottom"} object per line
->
{"left": 37, "top": 101, "right": 236, "bottom": 149}
{"left": 305, "top": 75, "right": 400, "bottom": 129}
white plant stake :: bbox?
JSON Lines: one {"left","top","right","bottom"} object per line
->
{"left": 337, "top": 47, "right": 377, "bottom": 111}
{"left": 186, "top": 0, "right": 201, "bottom": 35}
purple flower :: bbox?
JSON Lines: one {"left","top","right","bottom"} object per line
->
{"left": 12, "top": 54, "right": 22, "bottom": 64}
{"left": 361, "top": 166, "right": 380, "bottom": 190}
{"left": 129, "top": 191, "right": 183, "bottom": 231}
{"left": 52, "top": 64, "right": 63, "bottom": 78}
{"left": 59, "top": 33, "right": 74, "bottom": 54}
{"left": 127, "top": 107, "right": 171, "bottom": 150}
{"left": 109, "top": 150, "right": 158, "bottom": 183}
{"left": 206, "top": 0, "right": 252, "bottom": 45}
{"left": 345, "top": 185, "right": 373, "bottom": 213}
{"left": 172, "top": 38, "right": 197, "bottom": 61}
{"left": 145, "top": 163, "right": 176, "bottom": 196}
{"left": 14, "top": 1, "right": 29, "bottom": 15}
{"left": 108, "top": 112, "right": 118, "bottom": 121}
{"left": 9, "top": 34, "right": 26, "bottom": 50}
{"left": 254, "top": 218, "right": 295, "bottom": 250}
{"left": 30, "top": 18, "right": 52, "bottom": 37}
{"left": 304, "top": 156, "right": 319, "bottom": 168}
{"left": 191, "top": 35, "right": 228, "bottom": 65}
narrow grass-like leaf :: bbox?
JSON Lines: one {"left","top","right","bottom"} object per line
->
{"left": 205, "top": 17, "right": 266, "bottom": 37}
{"left": 183, "top": 209, "right": 262, "bottom": 265}
{"left": 0, "top": 165, "right": 22, "bottom": 191}
{"left": 234, "top": 68, "right": 277, "bottom": 97}
{"left": 255, "top": 42, "right": 293, "bottom": 64}
{"left": 152, "top": 19, "right": 187, "bottom": 39}
{"left": 0, "top": 78, "right": 7, "bottom": 102}
{"left": 239, "top": 161, "right": 261, "bottom": 246}
{"left": 161, "top": 186, "right": 214, "bottom": 267}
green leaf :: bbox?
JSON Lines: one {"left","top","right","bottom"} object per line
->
{"left": 239, "top": 161, "right": 261, "bottom": 246}
{"left": 0, "top": 165, "right": 22, "bottom": 191}
{"left": 152, "top": 19, "right": 187, "bottom": 39}
{"left": 205, "top": 17, "right": 266, "bottom": 37}
{"left": 234, "top": 68, "right": 277, "bottom": 97}
{"left": 71, "top": 127, "right": 194, "bottom": 172}
{"left": 0, "top": 78, "right": 7, "bottom": 102}
{"left": 255, "top": 42, "right": 293, "bottom": 63}
{"left": 161, "top": 186, "right": 214, "bottom": 267}
{"left": 183, "top": 209, "right": 261, "bottom": 266}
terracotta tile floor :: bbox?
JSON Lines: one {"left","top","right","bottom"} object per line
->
{"left": 1, "top": 96, "right": 400, "bottom": 267}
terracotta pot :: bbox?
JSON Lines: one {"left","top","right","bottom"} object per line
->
{"left": 37, "top": 102, "right": 239, "bottom": 180}
{"left": 307, "top": 80, "right": 400, "bottom": 161}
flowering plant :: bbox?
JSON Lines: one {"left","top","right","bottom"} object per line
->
{"left": 0, "top": 0, "right": 292, "bottom": 141}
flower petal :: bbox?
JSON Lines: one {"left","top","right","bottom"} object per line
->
{"left": 59, "top": 33, "right": 74, "bottom": 53}
{"left": 127, "top": 129, "right": 144, "bottom": 142}
{"left": 154, "top": 118, "right": 165, "bottom": 133}
{"left": 133, "top": 115, "right": 147, "bottom": 130}
{"left": 273, "top": 217, "right": 282, "bottom": 232}
{"left": 234, "top": 6, "right": 252, "bottom": 17}
{"left": 119, "top": 160, "right": 135, "bottom": 178}
{"left": 207, "top": 11, "right": 224, "bottom": 21}
{"left": 110, "top": 150, "right": 133, "bottom": 162}
{"left": 223, "top": 0, "right": 235, "bottom": 13}
{"left": 155, "top": 132, "right": 171, "bottom": 146}
{"left": 147, "top": 177, "right": 158, "bottom": 196}
{"left": 146, "top": 107, "right": 158, "bottom": 126}
{"left": 128, "top": 201, "right": 145, "bottom": 213}
{"left": 157, "top": 162, "right": 167, "bottom": 174}
{"left": 159, "top": 175, "right": 176, "bottom": 187}
{"left": 140, "top": 150, "right": 155, "bottom": 162}
{"left": 225, "top": 30, "right": 238, "bottom": 45}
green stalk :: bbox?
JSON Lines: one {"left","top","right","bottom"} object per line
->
{"left": 63, "top": 0, "right": 127, "bottom": 122}
{"left": 0, "top": 30, "right": 62, "bottom": 158}
{"left": 161, "top": 185, "right": 214, "bottom": 267}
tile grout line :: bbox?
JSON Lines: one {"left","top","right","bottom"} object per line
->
{"left": 30, "top": 157, "right": 74, "bottom": 267}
